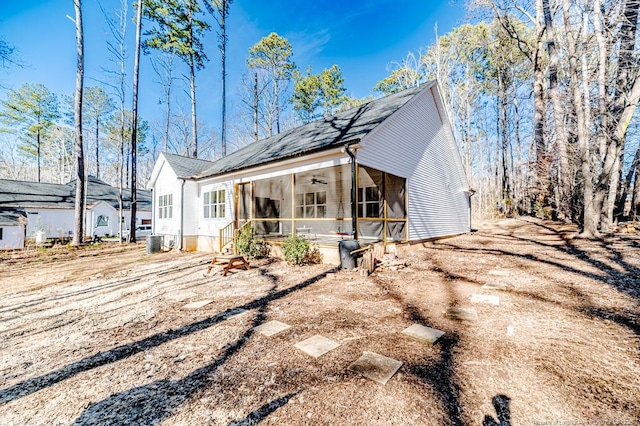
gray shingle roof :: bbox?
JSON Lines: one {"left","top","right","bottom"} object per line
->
{"left": 157, "top": 84, "right": 431, "bottom": 181}
{"left": 163, "top": 152, "right": 217, "bottom": 178}
{"left": 0, "top": 177, "right": 152, "bottom": 210}
{"left": 196, "top": 83, "right": 429, "bottom": 179}
{"left": 0, "top": 207, "right": 27, "bottom": 226}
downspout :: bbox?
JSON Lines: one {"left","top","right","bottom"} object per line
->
{"left": 345, "top": 144, "right": 358, "bottom": 240}
{"left": 179, "top": 179, "right": 185, "bottom": 250}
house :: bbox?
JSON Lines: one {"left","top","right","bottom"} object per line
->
{"left": 148, "top": 82, "right": 472, "bottom": 259}
{"left": 0, "top": 208, "right": 27, "bottom": 250}
{"left": 0, "top": 177, "right": 153, "bottom": 244}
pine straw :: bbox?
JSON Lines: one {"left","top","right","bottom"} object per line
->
{"left": 0, "top": 218, "right": 638, "bottom": 425}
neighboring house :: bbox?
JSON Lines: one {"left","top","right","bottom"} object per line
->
{"left": 148, "top": 82, "right": 472, "bottom": 257}
{"left": 0, "top": 208, "right": 27, "bottom": 250}
{"left": 0, "top": 177, "right": 153, "bottom": 244}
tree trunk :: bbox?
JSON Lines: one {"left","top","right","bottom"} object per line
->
{"left": 72, "top": 0, "right": 85, "bottom": 247}
{"left": 221, "top": 0, "right": 227, "bottom": 157}
{"left": 253, "top": 72, "right": 259, "bottom": 142}
{"left": 543, "top": 0, "right": 570, "bottom": 220}
{"left": 533, "top": 0, "right": 547, "bottom": 208}
{"left": 190, "top": 61, "right": 198, "bottom": 158}
{"left": 619, "top": 146, "right": 640, "bottom": 216}
{"left": 36, "top": 128, "right": 41, "bottom": 183}
{"left": 632, "top": 148, "right": 640, "bottom": 217}
{"left": 95, "top": 115, "right": 100, "bottom": 179}
{"left": 129, "top": 0, "right": 142, "bottom": 244}
{"left": 599, "top": 0, "right": 640, "bottom": 229}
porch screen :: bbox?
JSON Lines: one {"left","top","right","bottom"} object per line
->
{"left": 294, "top": 164, "right": 352, "bottom": 236}
{"left": 357, "top": 165, "right": 407, "bottom": 242}
{"left": 252, "top": 175, "right": 292, "bottom": 235}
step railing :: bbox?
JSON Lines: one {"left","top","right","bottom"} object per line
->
{"left": 218, "top": 221, "right": 236, "bottom": 253}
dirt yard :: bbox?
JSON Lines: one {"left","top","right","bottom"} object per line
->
{"left": 0, "top": 218, "right": 638, "bottom": 425}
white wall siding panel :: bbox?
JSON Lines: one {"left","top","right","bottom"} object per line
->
{"left": 196, "top": 180, "right": 235, "bottom": 237}
{"left": 358, "top": 87, "right": 470, "bottom": 241}
{"left": 154, "top": 161, "right": 182, "bottom": 239}
{"left": 0, "top": 225, "right": 25, "bottom": 249}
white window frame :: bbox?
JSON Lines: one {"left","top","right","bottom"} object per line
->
{"left": 358, "top": 186, "right": 381, "bottom": 218}
{"left": 158, "top": 194, "right": 173, "bottom": 219}
{"left": 295, "top": 191, "right": 326, "bottom": 218}
{"left": 204, "top": 189, "right": 226, "bottom": 219}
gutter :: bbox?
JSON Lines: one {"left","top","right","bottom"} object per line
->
{"left": 344, "top": 143, "right": 358, "bottom": 240}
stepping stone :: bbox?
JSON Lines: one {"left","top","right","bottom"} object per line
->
{"left": 294, "top": 335, "right": 340, "bottom": 358}
{"left": 348, "top": 351, "right": 403, "bottom": 385}
{"left": 488, "top": 269, "right": 510, "bottom": 277}
{"left": 183, "top": 299, "right": 214, "bottom": 309}
{"left": 254, "top": 320, "right": 291, "bottom": 337}
{"left": 470, "top": 294, "right": 500, "bottom": 306}
{"left": 165, "top": 291, "right": 197, "bottom": 302}
{"left": 223, "top": 308, "right": 248, "bottom": 319}
{"left": 445, "top": 307, "right": 478, "bottom": 321}
{"left": 482, "top": 282, "right": 510, "bottom": 291}
{"left": 401, "top": 324, "right": 445, "bottom": 344}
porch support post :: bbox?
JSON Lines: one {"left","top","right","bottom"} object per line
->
{"left": 345, "top": 144, "right": 358, "bottom": 240}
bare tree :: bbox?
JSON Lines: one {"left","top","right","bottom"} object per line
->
{"left": 128, "top": 0, "right": 143, "bottom": 243}
{"left": 100, "top": 0, "right": 128, "bottom": 242}
{"left": 72, "top": 0, "right": 85, "bottom": 246}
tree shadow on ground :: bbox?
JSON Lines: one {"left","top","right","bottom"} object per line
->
{"left": 374, "top": 278, "right": 463, "bottom": 425}
{"left": 482, "top": 394, "right": 511, "bottom": 426}
{"left": 431, "top": 219, "right": 639, "bottom": 336}
{"left": 70, "top": 266, "right": 321, "bottom": 424}
{"left": 0, "top": 267, "right": 337, "bottom": 406}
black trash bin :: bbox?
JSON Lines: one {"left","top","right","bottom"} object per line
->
{"left": 338, "top": 240, "right": 360, "bottom": 269}
{"left": 147, "top": 235, "right": 162, "bottom": 254}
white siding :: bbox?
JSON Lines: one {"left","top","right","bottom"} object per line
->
{"left": 86, "top": 202, "right": 118, "bottom": 237}
{"left": 153, "top": 161, "right": 183, "bottom": 240}
{"left": 0, "top": 225, "right": 25, "bottom": 249}
{"left": 182, "top": 180, "right": 200, "bottom": 236}
{"left": 357, "top": 86, "right": 470, "bottom": 241}
{"left": 196, "top": 180, "right": 235, "bottom": 237}
{"left": 25, "top": 208, "right": 75, "bottom": 239}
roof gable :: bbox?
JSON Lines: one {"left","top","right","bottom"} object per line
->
{"left": 163, "top": 152, "right": 215, "bottom": 178}
{"left": 195, "top": 83, "right": 430, "bottom": 179}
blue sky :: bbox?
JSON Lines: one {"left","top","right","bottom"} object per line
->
{"left": 0, "top": 0, "right": 466, "bottom": 140}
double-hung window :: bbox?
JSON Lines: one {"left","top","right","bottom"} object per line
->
{"left": 204, "top": 189, "right": 226, "bottom": 219}
{"left": 295, "top": 191, "right": 326, "bottom": 218}
{"left": 358, "top": 187, "right": 381, "bottom": 218}
{"left": 158, "top": 194, "right": 173, "bottom": 219}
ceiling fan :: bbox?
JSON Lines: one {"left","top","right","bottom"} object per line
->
{"left": 311, "top": 176, "right": 327, "bottom": 185}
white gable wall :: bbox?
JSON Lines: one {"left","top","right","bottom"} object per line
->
{"left": 357, "top": 86, "right": 470, "bottom": 241}
{"left": 153, "top": 161, "right": 183, "bottom": 244}
{"left": 86, "top": 201, "right": 118, "bottom": 237}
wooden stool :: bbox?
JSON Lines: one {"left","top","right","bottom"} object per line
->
{"left": 206, "top": 255, "right": 250, "bottom": 276}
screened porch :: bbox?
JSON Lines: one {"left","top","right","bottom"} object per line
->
{"left": 235, "top": 163, "right": 407, "bottom": 247}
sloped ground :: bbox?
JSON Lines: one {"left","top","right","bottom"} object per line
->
{"left": 0, "top": 218, "right": 638, "bottom": 425}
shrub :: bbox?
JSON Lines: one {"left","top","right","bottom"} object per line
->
{"left": 236, "top": 225, "right": 269, "bottom": 258}
{"left": 281, "top": 235, "right": 321, "bottom": 265}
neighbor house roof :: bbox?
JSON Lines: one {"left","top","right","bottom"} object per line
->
{"left": 0, "top": 177, "right": 152, "bottom": 210}
{"left": 155, "top": 83, "right": 432, "bottom": 182}
{"left": 0, "top": 207, "right": 27, "bottom": 226}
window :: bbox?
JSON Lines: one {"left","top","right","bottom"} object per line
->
{"left": 158, "top": 194, "right": 173, "bottom": 219}
{"left": 358, "top": 186, "right": 381, "bottom": 218}
{"left": 295, "top": 191, "right": 326, "bottom": 218}
{"left": 204, "top": 189, "right": 226, "bottom": 219}
{"left": 96, "top": 215, "right": 109, "bottom": 227}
